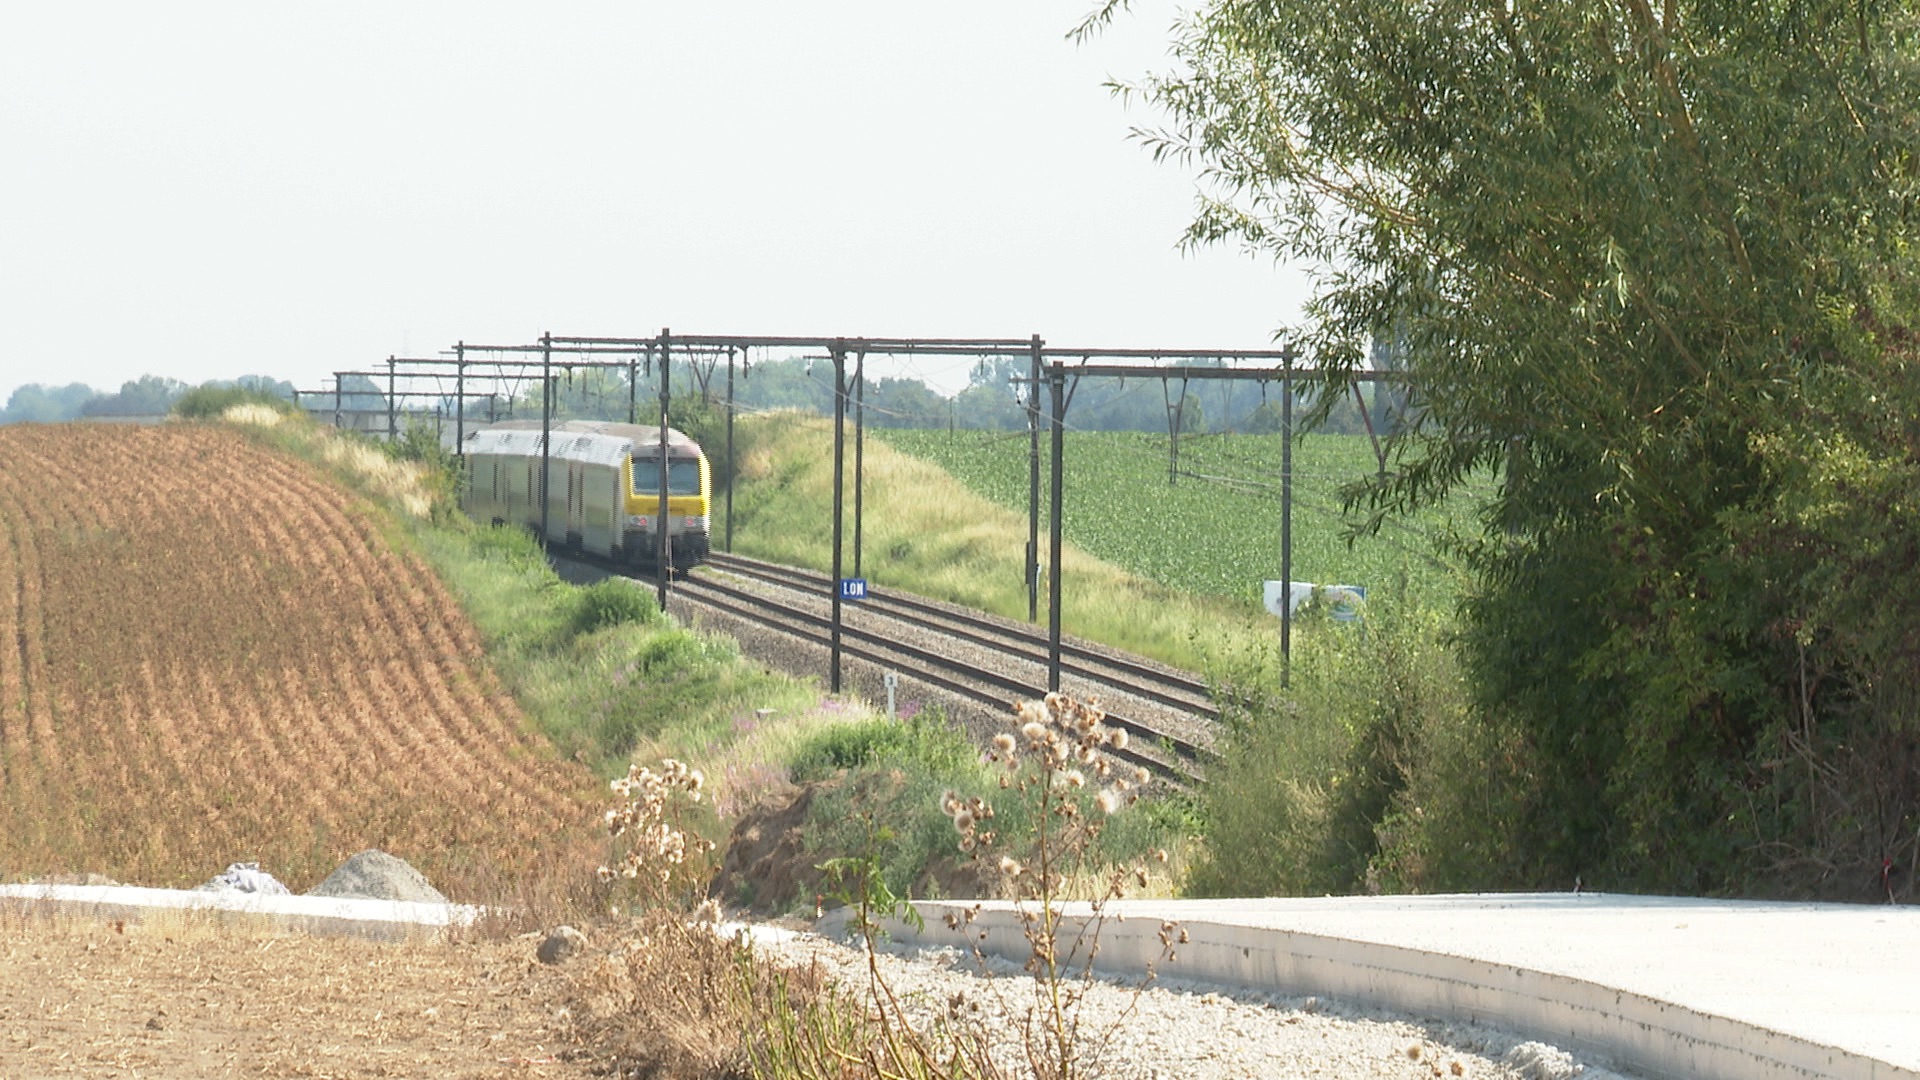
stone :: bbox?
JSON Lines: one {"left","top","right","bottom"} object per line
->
{"left": 537, "top": 925, "right": 589, "bottom": 965}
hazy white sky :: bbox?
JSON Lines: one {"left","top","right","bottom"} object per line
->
{"left": 0, "top": 3, "right": 1308, "bottom": 403}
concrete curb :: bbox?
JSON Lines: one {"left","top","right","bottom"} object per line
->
{"left": 820, "top": 895, "right": 1920, "bottom": 1080}
{"left": 0, "top": 883, "right": 483, "bottom": 943}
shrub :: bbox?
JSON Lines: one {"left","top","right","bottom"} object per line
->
{"left": 789, "top": 711, "right": 973, "bottom": 784}
{"left": 174, "top": 384, "right": 297, "bottom": 420}
{"left": 796, "top": 712, "right": 992, "bottom": 905}
{"left": 377, "top": 421, "right": 460, "bottom": 520}
{"left": 570, "top": 579, "right": 661, "bottom": 636}
{"left": 1189, "top": 595, "right": 1475, "bottom": 897}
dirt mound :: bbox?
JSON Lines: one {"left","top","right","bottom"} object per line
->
{"left": 307, "top": 849, "right": 449, "bottom": 903}
{"left": 711, "top": 771, "right": 1000, "bottom": 916}
{"left": 711, "top": 777, "right": 817, "bottom": 913}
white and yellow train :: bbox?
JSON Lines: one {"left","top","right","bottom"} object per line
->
{"left": 460, "top": 420, "right": 712, "bottom": 568}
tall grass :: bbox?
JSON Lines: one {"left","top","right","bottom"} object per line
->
{"left": 726, "top": 413, "right": 1269, "bottom": 672}
{"left": 414, "top": 523, "right": 822, "bottom": 780}
{"left": 1184, "top": 595, "right": 1482, "bottom": 897}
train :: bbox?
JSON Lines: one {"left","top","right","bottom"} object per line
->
{"left": 460, "top": 419, "right": 712, "bottom": 569}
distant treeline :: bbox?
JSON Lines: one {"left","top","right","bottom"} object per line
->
{"left": 6, "top": 361, "right": 1410, "bottom": 437}
{"left": 1, "top": 375, "right": 296, "bottom": 425}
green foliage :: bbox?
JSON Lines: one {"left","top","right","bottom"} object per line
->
{"left": 667, "top": 395, "right": 733, "bottom": 490}
{"left": 817, "top": 827, "right": 928, "bottom": 941}
{"left": 467, "top": 522, "right": 547, "bottom": 567}
{"left": 793, "top": 713, "right": 996, "bottom": 904}
{"left": 805, "top": 767, "right": 993, "bottom": 910}
{"left": 416, "top": 524, "right": 782, "bottom": 774}
{"left": 569, "top": 578, "right": 662, "bottom": 636}
{"left": 1, "top": 382, "right": 100, "bottom": 424}
{"left": 789, "top": 712, "right": 975, "bottom": 785}
{"left": 172, "top": 383, "right": 297, "bottom": 420}
{"left": 78, "top": 375, "right": 188, "bottom": 418}
{"left": 1187, "top": 597, "right": 1478, "bottom": 897}
{"left": 1099, "top": 0, "right": 1920, "bottom": 896}
{"left": 376, "top": 421, "right": 460, "bottom": 520}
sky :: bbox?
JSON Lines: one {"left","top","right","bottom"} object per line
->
{"left": 0, "top": 3, "right": 1310, "bottom": 403}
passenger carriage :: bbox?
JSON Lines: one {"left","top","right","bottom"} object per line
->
{"left": 460, "top": 420, "right": 712, "bottom": 568}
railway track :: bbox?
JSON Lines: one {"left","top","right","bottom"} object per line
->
{"left": 667, "top": 552, "right": 1219, "bottom": 785}
{"left": 703, "top": 553, "right": 1221, "bottom": 721}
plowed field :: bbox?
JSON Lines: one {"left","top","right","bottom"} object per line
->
{"left": 0, "top": 423, "right": 601, "bottom": 897}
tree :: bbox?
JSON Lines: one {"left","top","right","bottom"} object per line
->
{"left": 79, "top": 376, "right": 187, "bottom": 417}
{"left": 1, "top": 383, "right": 99, "bottom": 424}
{"left": 1094, "top": 0, "right": 1920, "bottom": 895}
{"left": 865, "top": 376, "right": 949, "bottom": 429}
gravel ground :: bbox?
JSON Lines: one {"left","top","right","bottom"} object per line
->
{"left": 740, "top": 922, "right": 1642, "bottom": 1080}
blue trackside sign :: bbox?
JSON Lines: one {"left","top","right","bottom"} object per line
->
{"left": 839, "top": 578, "right": 868, "bottom": 601}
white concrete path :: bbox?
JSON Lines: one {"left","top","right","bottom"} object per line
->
{"left": 837, "top": 893, "right": 1920, "bottom": 1080}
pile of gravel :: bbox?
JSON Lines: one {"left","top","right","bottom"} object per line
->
{"left": 304, "top": 849, "right": 448, "bottom": 903}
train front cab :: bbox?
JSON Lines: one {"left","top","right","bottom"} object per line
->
{"left": 623, "top": 448, "right": 710, "bottom": 568}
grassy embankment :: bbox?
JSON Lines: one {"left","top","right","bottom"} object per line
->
{"left": 225, "top": 408, "right": 1180, "bottom": 912}
{"left": 724, "top": 414, "right": 1286, "bottom": 673}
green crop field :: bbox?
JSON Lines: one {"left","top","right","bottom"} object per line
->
{"left": 874, "top": 429, "right": 1481, "bottom": 609}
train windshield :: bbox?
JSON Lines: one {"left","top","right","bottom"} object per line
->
{"left": 631, "top": 458, "right": 702, "bottom": 496}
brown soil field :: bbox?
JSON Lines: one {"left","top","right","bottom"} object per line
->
{"left": 0, "top": 914, "right": 603, "bottom": 1079}
{"left": 0, "top": 422, "right": 603, "bottom": 898}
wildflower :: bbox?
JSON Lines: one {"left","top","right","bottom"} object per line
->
{"left": 998, "top": 856, "right": 1024, "bottom": 877}
{"left": 1108, "top": 729, "right": 1129, "bottom": 751}
{"left": 953, "top": 808, "right": 976, "bottom": 832}
{"left": 1020, "top": 720, "right": 1048, "bottom": 745}
{"left": 1062, "top": 769, "right": 1086, "bottom": 789}
{"left": 992, "top": 732, "right": 1017, "bottom": 755}
{"left": 1095, "top": 789, "right": 1121, "bottom": 815}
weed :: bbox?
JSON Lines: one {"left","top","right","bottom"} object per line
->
{"left": 940, "top": 692, "right": 1176, "bottom": 1080}
{"left": 570, "top": 578, "right": 662, "bottom": 635}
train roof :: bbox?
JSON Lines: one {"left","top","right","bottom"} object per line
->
{"left": 463, "top": 427, "right": 629, "bottom": 467}
{"left": 466, "top": 420, "right": 702, "bottom": 457}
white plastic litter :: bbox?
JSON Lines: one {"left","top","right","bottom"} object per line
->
{"left": 197, "top": 862, "right": 291, "bottom": 895}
